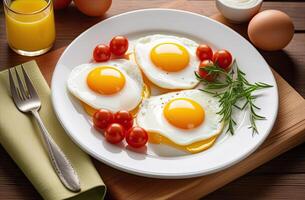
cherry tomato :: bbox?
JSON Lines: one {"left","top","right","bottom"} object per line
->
{"left": 104, "top": 123, "right": 125, "bottom": 144}
{"left": 198, "top": 60, "right": 215, "bottom": 81}
{"left": 109, "top": 36, "right": 129, "bottom": 56}
{"left": 196, "top": 44, "right": 213, "bottom": 61}
{"left": 213, "top": 50, "right": 232, "bottom": 70}
{"left": 93, "top": 109, "right": 114, "bottom": 131}
{"left": 114, "top": 110, "right": 134, "bottom": 129}
{"left": 126, "top": 126, "right": 148, "bottom": 148}
{"left": 93, "top": 44, "right": 111, "bottom": 62}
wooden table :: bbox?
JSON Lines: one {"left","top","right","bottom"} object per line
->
{"left": 0, "top": 0, "right": 305, "bottom": 199}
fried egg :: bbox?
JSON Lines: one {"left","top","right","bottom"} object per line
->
{"left": 134, "top": 34, "right": 200, "bottom": 89}
{"left": 136, "top": 90, "right": 224, "bottom": 154}
{"left": 67, "top": 59, "right": 144, "bottom": 112}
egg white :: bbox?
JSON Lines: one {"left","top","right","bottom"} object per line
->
{"left": 134, "top": 34, "right": 200, "bottom": 89}
{"left": 67, "top": 59, "right": 143, "bottom": 112}
{"left": 136, "top": 89, "right": 224, "bottom": 145}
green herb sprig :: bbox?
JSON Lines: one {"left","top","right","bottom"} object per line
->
{"left": 195, "top": 60, "right": 273, "bottom": 135}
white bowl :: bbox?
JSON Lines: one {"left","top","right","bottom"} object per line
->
{"left": 216, "top": 0, "right": 263, "bottom": 23}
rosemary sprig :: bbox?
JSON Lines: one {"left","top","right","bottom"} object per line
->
{"left": 195, "top": 60, "right": 273, "bottom": 135}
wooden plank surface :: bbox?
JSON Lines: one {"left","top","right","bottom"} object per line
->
{"left": 3, "top": 46, "right": 305, "bottom": 200}
{"left": 0, "top": 0, "right": 305, "bottom": 199}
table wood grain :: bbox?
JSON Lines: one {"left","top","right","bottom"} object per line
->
{"left": 0, "top": 0, "right": 304, "bottom": 199}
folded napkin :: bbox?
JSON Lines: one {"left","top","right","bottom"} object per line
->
{"left": 0, "top": 61, "right": 106, "bottom": 200}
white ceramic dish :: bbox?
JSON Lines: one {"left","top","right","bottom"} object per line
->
{"left": 216, "top": 0, "right": 263, "bottom": 23}
{"left": 51, "top": 9, "right": 278, "bottom": 179}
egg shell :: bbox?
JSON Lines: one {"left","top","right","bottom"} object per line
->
{"left": 248, "top": 10, "right": 294, "bottom": 51}
{"left": 74, "top": 0, "right": 112, "bottom": 17}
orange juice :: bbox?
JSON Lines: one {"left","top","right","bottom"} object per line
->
{"left": 4, "top": 0, "right": 55, "bottom": 56}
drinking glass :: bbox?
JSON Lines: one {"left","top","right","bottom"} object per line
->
{"left": 4, "top": 0, "right": 56, "bottom": 56}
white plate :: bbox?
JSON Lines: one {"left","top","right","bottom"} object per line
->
{"left": 51, "top": 9, "right": 278, "bottom": 178}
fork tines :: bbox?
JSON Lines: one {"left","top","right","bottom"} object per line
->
{"left": 9, "top": 65, "right": 37, "bottom": 102}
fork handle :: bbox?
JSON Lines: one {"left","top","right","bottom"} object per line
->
{"left": 31, "top": 110, "right": 81, "bottom": 192}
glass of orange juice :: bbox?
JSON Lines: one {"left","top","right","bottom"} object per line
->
{"left": 4, "top": 0, "right": 55, "bottom": 56}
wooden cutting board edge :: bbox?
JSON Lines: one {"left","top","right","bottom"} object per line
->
{"left": 180, "top": 124, "right": 305, "bottom": 200}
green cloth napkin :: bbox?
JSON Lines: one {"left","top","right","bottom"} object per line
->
{"left": 0, "top": 61, "right": 106, "bottom": 200}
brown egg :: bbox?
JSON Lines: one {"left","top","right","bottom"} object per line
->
{"left": 248, "top": 10, "right": 294, "bottom": 51}
{"left": 74, "top": 0, "right": 112, "bottom": 17}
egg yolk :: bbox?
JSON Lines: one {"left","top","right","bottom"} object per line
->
{"left": 87, "top": 66, "right": 125, "bottom": 95}
{"left": 163, "top": 98, "right": 205, "bottom": 129}
{"left": 150, "top": 42, "right": 190, "bottom": 72}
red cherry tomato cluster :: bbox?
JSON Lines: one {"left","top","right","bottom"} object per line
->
{"left": 93, "top": 36, "right": 129, "bottom": 62}
{"left": 93, "top": 109, "right": 148, "bottom": 148}
{"left": 196, "top": 44, "right": 233, "bottom": 81}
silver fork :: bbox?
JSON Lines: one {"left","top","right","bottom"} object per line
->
{"left": 9, "top": 65, "right": 81, "bottom": 192}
